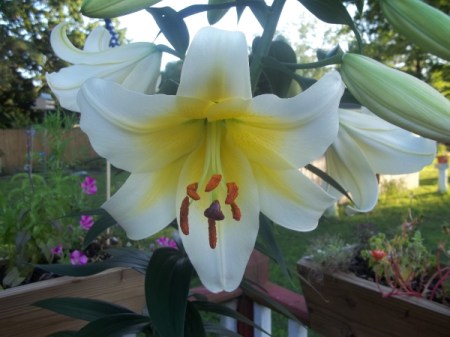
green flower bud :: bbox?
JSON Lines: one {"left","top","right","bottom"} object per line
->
{"left": 81, "top": 0, "right": 161, "bottom": 18}
{"left": 380, "top": 0, "right": 450, "bottom": 61}
{"left": 341, "top": 53, "right": 450, "bottom": 143}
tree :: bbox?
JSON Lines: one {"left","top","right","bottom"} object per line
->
{"left": 0, "top": 1, "right": 121, "bottom": 128}
{"left": 348, "top": 0, "right": 450, "bottom": 97}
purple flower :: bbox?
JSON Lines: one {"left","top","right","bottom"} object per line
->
{"left": 79, "top": 215, "right": 94, "bottom": 230}
{"left": 51, "top": 243, "right": 63, "bottom": 256}
{"left": 70, "top": 250, "right": 88, "bottom": 265}
{"left": 81, "top": 176, "right": 97, "bottom": 195}
{"left": 156, "top": 236, "right": 178, "bottom": 249}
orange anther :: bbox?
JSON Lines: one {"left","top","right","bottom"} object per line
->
{"left": 187, "top": 183, "right": 200, "bottom": 200}
{"left": 205, "top": 174, "right": 222, "bottom": 192}
{"left": 225, "top": 182, "right": 239, "bottom": 204}
{"left": 230, "top": 202, "right": 241, "bottom": 221}
{"left": 208, "top": 218, "right": 217, "bottom": 249}
{"left": 180, "top": 196, "right": 190, "bottom": 235}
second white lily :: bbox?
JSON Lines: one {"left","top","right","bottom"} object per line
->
{"left": 47, "top": 23, "right": 162, "bottom": 112}
{"left": 325, "top": 108, "right": 436, "bottom": 212}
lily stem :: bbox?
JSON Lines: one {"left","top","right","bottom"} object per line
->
{"left": 250, "top": 0, "right": 286, "bottom": 95}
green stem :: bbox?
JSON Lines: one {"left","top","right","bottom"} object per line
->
{"left": 249, "top": 0, "right": 286, "bottom": 94}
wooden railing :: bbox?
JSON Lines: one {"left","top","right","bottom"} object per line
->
{"left": 0, "top": 251, "right": 310, "bottom": 337}
{"left": 190, "top": 251, "right": 310, "bottom": 337}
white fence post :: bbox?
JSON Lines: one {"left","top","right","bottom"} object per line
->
{"left": 253, "top": 303, "right": 272, "bottom": 337}
{"left": 288, "top": 319, "right": 308, "bottom": 337}
{"left": 220, "top": 299, "right": 238, "bottom": 334}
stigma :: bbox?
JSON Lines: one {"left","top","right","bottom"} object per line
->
{"left": 179, "top": 174, "right": 241, "bottom": 249}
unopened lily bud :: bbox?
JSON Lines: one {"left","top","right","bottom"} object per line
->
{"left": 341, "top": 53, "right": 450, "bottom": 143}
{"left": 81, "top": 0, "right": 161, "bottom": 18}
{"left": 380, "top": 0, "right": 450, "bottom": 61}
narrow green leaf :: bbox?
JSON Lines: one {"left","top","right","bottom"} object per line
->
{"left": 147, "top": 7, "right": 189, "bottom": 57}
{"left": 194, "top": 300, "right": 270, "bottom": 335}
{"left": 297, "top": 0, "right": 353, "bottom": 25}
{"left": 248, "top": 0, "right": 269, "bottom": 27}
{"left": 146, "top": 248, "right": 193, "bottom": 337}
{"left": 75, "top": 313, "right": 151, "bottom": 337}
{"left": 207, "top": 0, "right": 230, "bottom": 24}
{"left": 37, "top": 247, "right": 151, "bottom": 276}
{"left": 184, "top": 302, "right": 206, "bottom": 337}
{"left": 34, "top": 297, "right": 134, "bottom": 322}
{"left": 257, "top": 213, "right": 293, "bottom": 283}
{"left": 203, "top": 323, "right": 242, "bottom": 337}
{"left": 240, "top": 279, "right": 299, "bottom": 322}
{"left": 297, "top": 0, "right": 362, "bottom": 51}
{"left": 355, "top": 0, "right": 364, "bottom": 14}
{"left": 83, "top": 211, "right": 117, "bottom": 249}
{"left": 304, "top": 164, "right": 353, "bottom": 203}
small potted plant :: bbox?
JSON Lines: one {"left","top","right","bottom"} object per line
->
{"left": 298, "top": 221, "right": 450, "bottom": 337}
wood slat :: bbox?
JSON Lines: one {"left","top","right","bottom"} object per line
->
{"left": 0, "top": 268, "right": 145, "bottom": 337}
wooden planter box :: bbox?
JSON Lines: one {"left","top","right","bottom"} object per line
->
{"left": 0, "top": 268, "right": 145, "bottom": 337}
{"left": 298, "top": 258, "right": 450, "bottom": 337}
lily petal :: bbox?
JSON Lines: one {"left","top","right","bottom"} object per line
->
{"left": 103, "top": 166, "right": 181, "bottom": 240}
{"left": 325, "top": 129, "right": 379, "bottom": 212}
{"left": 340, "top": 109, "right": 436, "bottom": 174}
{"left": 254, "top": 163, "right": 336, "bottom": 231}
{"left": 177, "top": 27, "right": 252, "bottom": 101}
{"left": 78, "top": 79, "right": 204, "bottom": 172}
{"left": 228, "top": 71, "right": 344, "bottom": 169}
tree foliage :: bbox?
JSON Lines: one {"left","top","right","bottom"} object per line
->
{"left": 0, "top": 0, "right": 104, "bottom": 128}
{"left": 349, "top": 0, "right": 450, "bottom": 98}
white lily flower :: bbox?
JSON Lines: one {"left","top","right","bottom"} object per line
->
{"left": 77, "top": 27, "right": 344, "bottom": 292}
{"left": 325, "top": 108, "right": 436, "bottom": 212}
{"left": 46, "top": 23, "right": 162, "bottom": 112}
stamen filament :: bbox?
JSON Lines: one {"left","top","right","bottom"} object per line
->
{"left": 208, "top": 218, "right": 217, "bottom": 249}
{"left": 180, "top": 196, "right": 190, "bottom": 235}
{"left": 230, "top": 202, "right": 242, "bottom": 221}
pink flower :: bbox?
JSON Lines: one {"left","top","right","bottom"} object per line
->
{"left": 51, "top": 244, "right": 63, "bottom": 256}
{"left": 79, "top": 215, "right": 94, "bottom": 230}
{"left": 371, "top": 249, "right": 387, "bottom": 261}
{"left": 81, "top": 176, "right": 97, "bottom": 195}
{"left": 156, "top": 236, "right": 178, "bottom": 249}
{"left": 70, "top": 250, "right": 88, "bottom": 265}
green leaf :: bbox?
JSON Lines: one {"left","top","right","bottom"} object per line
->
{"left": 194, "top": 300, "right": 270, "bottom": 335}
{"left": 248, "top": 0, "right": 270, "bottom": 27}
{"left": 83, "top": 211, "right": 117, "bottom": 249}
{"left": 297, "top": 0, "right": 353, "bottom": 25}
{"left": 256, "top": 214, "right": 293, "bottom": 283}
{"left": 184, "top": 302, "right": 207, "bottom": 337}
{"left": 37, "top": 247, "right": 151, "bottom": 276}
{"left": 240, "top": 279, "right": 299, "bottom": 323}
{"left": 75, "top": 313, "right": 151, "bottom": 337}
{"left": 258, "top": 40, "right": 298, "bottom": 97}
{"left": 203, "top": 323, "right": 242, "bottom": 337}
{"left": 145, "top": 248, "right": 193, "bottom": 337}
{"left": 207, "top": 0, "right": 230, "bottom": 25}
{"left": 304, "top": 164, "right": 353, "bottom": 203}
{"left": 297, "top": 0, "right": 362, "bottom": 51}
{"left": 147, "top": 7, "right": 189, "bottom": 57}
{"left": 355, "top": 0, "right": 364, "bottom": 14}
{"left": 34, "top": 297, "right": 134, "bottom": 322}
